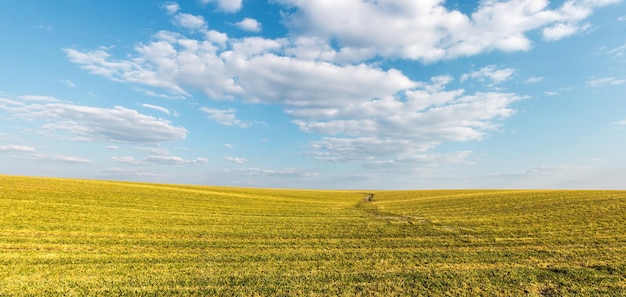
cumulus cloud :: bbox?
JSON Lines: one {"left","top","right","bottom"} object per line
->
{"left": 65, "top": 33, "right": 239, "bottom": 98}
{"left": 542, "top": 22, "right": 589, "bottom": 40}
{"left": 163, "top": 2, "right": 180, "bottom": 14}
{"left": 173, "top": 13, "right": 207, "bottom": 31}
{"left": 200, "top": 0, "right": 242, "bottom": 13}
{"left": 64, "top": 24, "right": 521, "bottom": 164}
{"left": 0, "top": 100, "right": 187, "bottom": 143}
{"left": 63, "top": 1, "right": 614, "bottom": 168}
{"left": 235, "top": 18, "right": 261, "bottom": 32}
{"left": 276, "top": 0, "right": 618, "bottom": 62}
{"left": 227, "top": 54, "right": 416, "bottom": 107}
{"left": 300, "top": 77, "right": 523, "bottom": 163}
{"left": 205, "top": 30, "right": 229, "bottom": 45}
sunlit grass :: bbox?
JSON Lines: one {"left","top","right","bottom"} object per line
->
{"left": 1, "top": 175, "right": 624, "bottom": 296}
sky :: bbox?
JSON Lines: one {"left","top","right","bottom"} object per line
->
{"left": 1, "top": 0, "right": 625, "bottom": 189}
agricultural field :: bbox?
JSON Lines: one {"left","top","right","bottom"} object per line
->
{"left": 0, "top": 175, "right": 624, "bottom": 296}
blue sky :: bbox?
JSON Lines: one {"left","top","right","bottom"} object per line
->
{"left": 1, "top": 0, "right": 625, "bottom": 189}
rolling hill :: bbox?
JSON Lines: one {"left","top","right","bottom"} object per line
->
{"left": 0, "top": 175, "right": 624, "bottom": 296}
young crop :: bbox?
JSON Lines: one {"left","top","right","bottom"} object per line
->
{"left": 0, "top": 175, "right": 624, "bottom": 296}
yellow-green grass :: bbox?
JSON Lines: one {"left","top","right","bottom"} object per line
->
{"left": 0, "top": 175, "right": 624, "bottom": 296}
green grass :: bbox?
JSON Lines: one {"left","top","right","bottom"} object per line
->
{"left": 0, "top": 175, "right": 624, "bottom": 296}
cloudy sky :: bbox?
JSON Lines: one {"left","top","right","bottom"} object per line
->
{"left": 1, "top": 0, "right": 625, "bottom": 189}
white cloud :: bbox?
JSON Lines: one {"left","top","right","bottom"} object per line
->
{"left": 26, "top": 153, "right": 91, "bottom": 164}
{"left": 301, "top": 89, "right": 520, "bottom": 161}
{"left": 141, "top": 103, "right": 171, "bottom": 115}
{"left": 228, "top": 37, "right": 285, "bottom": 57}
{"left": 363, "top": 150, "right": 474, "bottom": 174}
{"left": 0, "top": 145, "right": 35, "bottom": 152}
{"left": 205, "top": 30, "right": 229, "bottom": 45}
{"left": 545, "top": 91, "right": 559, "bottom": 96}
{"left": 64, "top": 47, "right": 136, "bottom": 83}
{"left": 227, "top": 53, "right": 416, "bottom": 106}
{"left": 611, "top": 119, "right": 626, "bottom": 126}
{"left": 542, "top": 22, "right": 590, "bottom": 41}
{"left": 282, "top": 36, "right": 338, "bottom": 62}
{"left": 112, "top": 156, "right": 143, "bottom": 165}
{"left": 102, "top": 167, "right": 164, "bottom": 177}
{"left": 308, "top": 137, "right": 429, "bottom": 162}
{"left": 0, "top": 145, "right": 90, "bottom": 164}
{"left": 113, "top": 149, "right": 207, "bottom": 165}
{"left": 488, "top": 165, "right": 587, "bottom": 178}
{"left": 230, "top": 167, "right": 318, "bottom": 177}
{"left": 525, "top": 76, "right": 544, "bottom": 83}
{"left": 62, "top": 3, "right": 549, "bottom": 168}
{"left": 235, "top": 18, "right": 261, "bottom": 32}
{"left": 0, "top": 98, "right": 25, "bottom": 108}
{"left": 36, "top": 24, "right": 53, "bottom": 31}
{"left": 276, "top": 0, "right": 619, "bottom": 62}
{"left": 106, "top": 145, "right": 119, "bottom": 150}
{"left": 173, "top": 13, "right": 207, "bottom": 31}
{"left": 300, "top": 83, "right": 523, "bottom": 163}
{"left": 66, "top": 24, "right": 522, "bottom": 164}
{"left": 1, "top": 101, "right": 187, "bottom": 144}
{"left": 200, "top": 0, "right": 242, "bottom": 13}
{"left": 61, "top": 80, "right": 76, "bottom": 88}
{"left": 226, "top": 156, "right": 247, "bottom": 164}
{"left": 163, "top": 3, "right": 180, "bottom": 14}
{"left": 144, "top": 155, "right": 208, "bottom": 165}
{"left": 605, "top": 43, "right": 626, "bottom": 57}
{"left": 461, "top": 65, "right": 517, "bottom": 86}
{"left": 200, "top": 107, "right": 249, "bottom": 127}
{"left": 65, "top": 33, "right": 239, "bottom": 98}
{"left": 137, "top": 147, "right": 170, "bottom": 155}
{"left": 586, "top": 77, "right": 626, "bottom": 87}
{"left": 18, "top": 95, "right": 61, "bottom": 102}
{"left": 134, "top": 88, "right": 174, "bottom": 99}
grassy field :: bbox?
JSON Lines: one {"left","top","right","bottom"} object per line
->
{"left": 0, "top": 175, "right": 624, "bottom": 296}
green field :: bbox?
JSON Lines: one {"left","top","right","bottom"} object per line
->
{"left": 0, "top": 175, "right": 624, "bottom": 296}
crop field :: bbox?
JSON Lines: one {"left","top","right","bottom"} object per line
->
{"left": 0, "top": 175, "right": 624, "bottom": 296}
